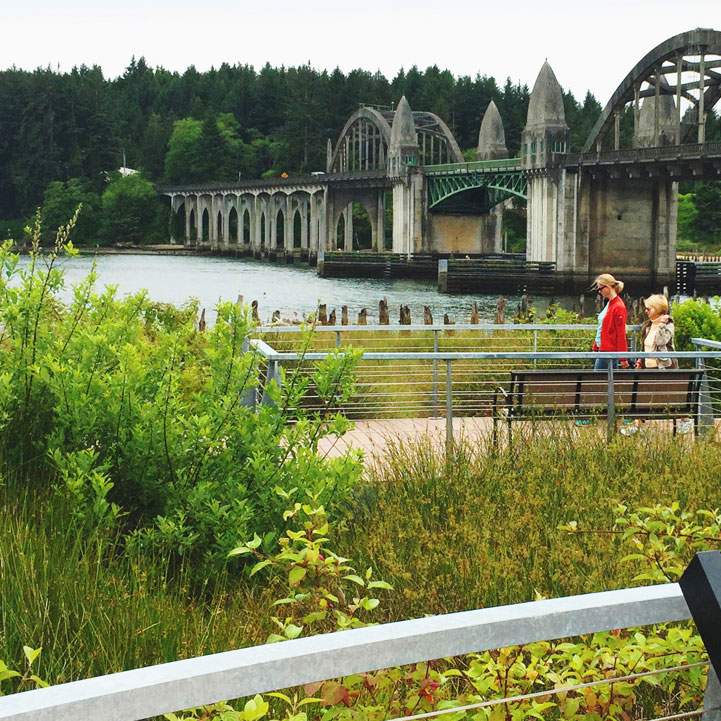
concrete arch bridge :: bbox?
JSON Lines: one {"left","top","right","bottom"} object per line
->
{"left": 160, "top": 27, "right": 721, "bottom": 291}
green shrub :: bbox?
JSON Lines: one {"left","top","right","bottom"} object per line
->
{"left": 0, "top": 220, "right": 364, "bottom": 578}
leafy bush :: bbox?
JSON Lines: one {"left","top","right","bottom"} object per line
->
{"left": 672, "top": 297, "right": 721, "bottom": 350}
{"left": 0, "top": 219, "right": 364, "bottom": 577}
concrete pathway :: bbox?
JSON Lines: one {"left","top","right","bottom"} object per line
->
{"left": 316, "top": 416, "right": 492, "bottom": 463}
{"left": 316, "top": 416, "right": 718, "bottom": 464}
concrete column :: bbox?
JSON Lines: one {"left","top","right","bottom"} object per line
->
{"left": 319, "top": 191, "right": 328, "bottom": 251}
{"left": 301, "top": 201, "right": 309, "bottom": 249}
{"left": 254, "top": 197, "right": 262, "bottom": 250}
{"left": 223, "top": 199, "right": 230, "bottom": 245}
{"left": 184, "top": 194, "right": 191, "bottom": 245}
{"left": 676, "top": 55, "right": 683, "bottom": 145}
{"left": 654, "top": 67, "right": 660, "bottom": 147}
{"left": 309, "top": 197, "right": 318, "bottom": 252}
{"left": 285, "top": 196, "right": 293, "bottom": 251}
{"left": 265, "top": 198, "right": 278, "bottom": 250}
{"left": 376, "top": 190, "right": 385, "bottom": 252}
{"left": 210, "top": 196, "right": 218, "bottom": 246}
{"left": 344, "top": 202, "right": 353, "bottom": 250}
{"left": 699, "top": 54, "right": 706, "bottom": 143}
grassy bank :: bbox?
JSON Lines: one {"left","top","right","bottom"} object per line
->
{"left": 3, "top": 430, "right": 721, "bottom": 692}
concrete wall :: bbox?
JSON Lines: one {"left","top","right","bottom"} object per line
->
{"left": 578, "top": 175, "right": 676, "bottom": 290}
{"left": 527, "top": 168, "right": 677, "bottom": 292}
{"left": 428, "top": 207, "right": 502, "bottom": 254}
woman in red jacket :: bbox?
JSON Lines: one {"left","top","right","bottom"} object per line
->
{"left": 592, "top": 273, "right": 629, "bottom": 370}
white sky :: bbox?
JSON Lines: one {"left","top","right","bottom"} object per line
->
{"left": 2, "top": 0, "right": 719, "bottom": 106}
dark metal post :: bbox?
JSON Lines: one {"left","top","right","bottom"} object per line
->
{"left": 240, "top": 337, "right": 258, "bottom": 409}
{"left": 606, "top": 361, "right": 615, "bottom": 441}
{"left": 679, "top": 552, "right": 721, "bottom": 721}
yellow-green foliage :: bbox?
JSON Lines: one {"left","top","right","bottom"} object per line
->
{"left": 344, "top": 432, "right": 721, "bottom": 618}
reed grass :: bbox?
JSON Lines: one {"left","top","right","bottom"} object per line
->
{"left": 342, "top": 429, "right": 721, "bottom": 620}
{"left": 0, "top": 475, "right": 271, "bottom": 688}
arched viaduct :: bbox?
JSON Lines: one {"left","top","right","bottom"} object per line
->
{"left": 161, "top": 27, "right": 721, "bottom": 291}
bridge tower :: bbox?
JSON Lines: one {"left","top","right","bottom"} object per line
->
{"left": 475, "top": 100, "right": 509, "bottom": 252}
{"left": 522, "top": 62, "right": 570, "bottom": 264}
{"left": 571, "top": 92, "right": 678, "bottom": 290}
{"left": 388, "top": 96, "right": 425, "bottom": 254}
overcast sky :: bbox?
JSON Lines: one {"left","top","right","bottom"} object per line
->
{"left": 2, "top": 0, "right": 719, "bottom": 106}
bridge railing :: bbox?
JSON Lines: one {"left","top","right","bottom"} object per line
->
{"left": 249, "top": 324, "right": 721, "bottom": 445}
{"left": 0, "top": 580, "right": 718, "bottom": 721}
{"left": 424, "top": 157, "right": 523, "bottom": 173}
{"left": 564, "top": 141, "right": 721, "bottom": 167}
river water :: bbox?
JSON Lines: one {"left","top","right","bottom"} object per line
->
{"left": 27, "top": 253, "right": 573, "bottom": 325}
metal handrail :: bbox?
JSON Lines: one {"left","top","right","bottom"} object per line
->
{"left": 0, "top": 583, "right": 704, "bottom": 721}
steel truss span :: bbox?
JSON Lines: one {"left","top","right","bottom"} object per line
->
{"left": 584, "top": 28, "right": 721, "bottom": 152}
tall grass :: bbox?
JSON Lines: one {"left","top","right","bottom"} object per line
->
{"left": 342, "top": 429, "right": 721, "bottom": 619}
{"left": 0, "top": 475, "right": 271, "bottom": 687}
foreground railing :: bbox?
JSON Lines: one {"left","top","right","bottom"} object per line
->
{"left": 1, "top": 574, "right": 719, "bottom": 721}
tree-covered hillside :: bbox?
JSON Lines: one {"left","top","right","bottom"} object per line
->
{"left": 0, "top": 57, "right": 719, "bottom": 248}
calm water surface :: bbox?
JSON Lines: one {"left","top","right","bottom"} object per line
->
{"left": 30, "top": 253, "right": 571, "bottom": 324}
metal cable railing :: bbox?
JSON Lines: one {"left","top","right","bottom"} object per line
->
{"left": 1, "top": 581, "right": 718, "bottom": 721}
{"left": 386, "top": 662, "right": 713, "bottom": 721}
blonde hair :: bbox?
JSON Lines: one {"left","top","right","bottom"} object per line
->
{"left": 644, "top": 294, "right": 669, "bottom": 315}
{"left": 593, "top": 273, "right": 625, "bottom": 293}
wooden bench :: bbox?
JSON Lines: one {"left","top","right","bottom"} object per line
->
{"left": 492, "top": 369, "right": 706, "bottom": 445}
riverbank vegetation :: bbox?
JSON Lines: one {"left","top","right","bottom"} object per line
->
{"left": 3, "top": 236, "right": 721, "bottom": 719}
{"left": 2, "top": 61, "right": 720, "bottom": 249}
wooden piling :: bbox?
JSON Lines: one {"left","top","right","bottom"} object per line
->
{"left": 357, "top": 308, "right": 367, "bottom": 325}
{"left": 198, "top": 308, "right": 206, "bottom": 332}
{"left": 423, "top": 306, "right": 433, "bottom": 325}
{"left": 470, "top": 301, "right": 480, "bottom": 324}
{"left": 318, "top": 304, "right": 328, "bottom": 325}
{"left": 494, "top": 296, "right": 506, "bottom": 324}
{"left": 399, "top": 305, "right": 411, "bottom": 325}
{"left": 251, "top": 300, "right": 259, "bottom": 322}
{"left": 341, "top": 306, "right": 349, "bottom": 326}
{"left": 379, "top": 298, "right": 389, "bottom": 325}
{"left": 328, "top": 309, "right": 337, "bottom": 325}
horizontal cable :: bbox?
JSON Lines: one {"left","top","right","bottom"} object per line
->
{"left": 383, "top": 661, "right": 709, "bottom": 721}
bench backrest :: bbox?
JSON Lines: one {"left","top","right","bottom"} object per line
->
{"left": 509, "top": 369, "right": 704, "bottom": 417}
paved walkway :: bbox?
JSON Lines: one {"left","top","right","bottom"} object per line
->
{"left": 316, "top": 417, "right": 492, "bottom": 462}
{"left": 316, "top": 416, "right": 718, "bottom": 463}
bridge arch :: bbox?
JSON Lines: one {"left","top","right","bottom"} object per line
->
{"left": 583, "top": 28, "right": 721, "bottom": 151}
{"left": 329, "top": 107, "right": 392, "bottom": 173}
{"left": 329, "top": 105, "right": 464, "bottom": 172}
{"left": 228, "top": 206, "right": 238, "bottom": 243}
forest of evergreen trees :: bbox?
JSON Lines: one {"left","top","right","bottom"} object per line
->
{"left": 0, "top": 57, "right": 719, "bottom": 247}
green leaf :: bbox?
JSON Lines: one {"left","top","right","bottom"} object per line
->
{"left": 284, "top": 624, "right": 304, "bottom": 639}
{"left": 343, "top": 574, "right": 365, "bottom": 586}
{"left": 23, "top": 647, "right": 41, "bottom": 666}
{"left": 249, "top": 560, "right": 273, "bottom": 577}
{"left": 289, "top": 566, "right": 307, "bottom": 586}
{"left": 367, "top": 581, "right": 393, "bottom": 590}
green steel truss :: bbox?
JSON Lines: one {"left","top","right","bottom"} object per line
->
{"left": 426, "top": 162, "right": 527, "bottom": 213}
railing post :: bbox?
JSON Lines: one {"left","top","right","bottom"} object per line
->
{"left": 335, "top": 331, "right": 342, "bottom": 348}
{"left": 445, "top": 359, "right": 453, "bottom": 458}
{"left": 533, "top": 330, "right": 538, "bottom": 367}
{"left": 703, "top": 668, "right": 721, "bottom": 721}
{"left": 432, "top": 330, "right": 439, "bottom": 416}
{"left": 606, "top": 360, "right": 615, "bottom": 441}
{"left": 261, "top": 360, "right": 280, "bottom": 406}
{"left": 679, "top": 552, "right": 721, "bottom": 721}
{"left": 240, "top": 337, "right": 258, "bottom": 409}
{"left": 696, "top": 355, "right": 714, "bottom": 437}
